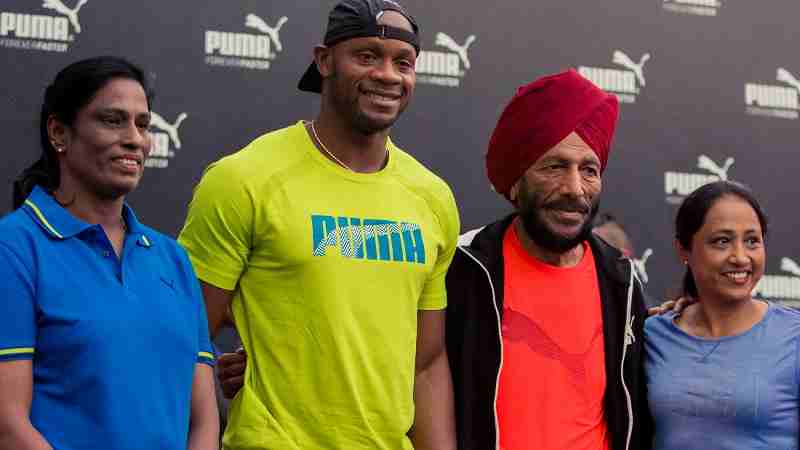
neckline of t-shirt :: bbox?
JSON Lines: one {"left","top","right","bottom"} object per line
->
{"left": 297, "top": 120, "right": 397, "bottom": 183}
{"left": 667, "top": 300, "right": 772, "bottom": 343}
{"left": 505, "top": 220, "right": 593, "bottom": 273}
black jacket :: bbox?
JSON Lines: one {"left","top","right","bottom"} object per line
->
{"left": 445, "top": 215, "right": 652, "bottom": 450}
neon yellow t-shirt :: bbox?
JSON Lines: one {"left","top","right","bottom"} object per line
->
{"left": 178, "top": 121, "right": 460, "bottom": 450}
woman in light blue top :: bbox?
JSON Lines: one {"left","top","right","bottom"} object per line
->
{"left": 645, "top": 180, "right": 800, "bottom": 450}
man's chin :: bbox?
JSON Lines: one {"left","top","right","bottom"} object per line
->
{"left": 546, "top": 222, "right": 585, "bottom": 240}
{"left": 521, "top": 216, "right": 592, "bottom": 253}
{"left": 354, "top": 113, "right": 396, "bottom": 135}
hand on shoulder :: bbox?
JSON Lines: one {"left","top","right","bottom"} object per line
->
{"left": 647, "top": 296, "right": 695, "bottom": 317}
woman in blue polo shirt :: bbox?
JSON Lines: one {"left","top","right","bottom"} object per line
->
{"left": 0, "top": 57, "right": 219, "bottom": 450}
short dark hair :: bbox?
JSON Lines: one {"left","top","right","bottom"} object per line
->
{"left": 675, "top": 181, "right": 768, "bottom": 298}
{"left": 12, "top": 56, "right": 153, "bottom": 209}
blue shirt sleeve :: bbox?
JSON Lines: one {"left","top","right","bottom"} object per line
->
{"left": 182, "top": 248, "right": 215, "bottom": 367}
{"left": 0, "top": 242, "right": 36, "bottom": 361}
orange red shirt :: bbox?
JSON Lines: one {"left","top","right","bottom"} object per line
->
{"left": 496, "top": 222, "right": 609, "bottom": 450}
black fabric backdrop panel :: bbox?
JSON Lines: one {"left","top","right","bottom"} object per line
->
{"left": 2, "top": 0, "right": 798, "bottom": 306}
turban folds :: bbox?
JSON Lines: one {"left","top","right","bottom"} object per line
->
{"left": 486, "top": 69, "right": 619, "bottom": 198}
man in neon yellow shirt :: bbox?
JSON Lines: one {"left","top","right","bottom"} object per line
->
{"left": 178, "top": 1, "right": 459, "bottom": 448}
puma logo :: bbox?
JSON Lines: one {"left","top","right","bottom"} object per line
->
{"left": 244, "top": 14, "right": 287, "bottom": 52}
{"left": 42, "top": 0, "right": 87, "bottom": 33}
{"left": 696, "top": 155, "right": 734, "bottom": 180}
{"left": 781, "top": 257, "right": 800, "bottom": 277}
{"left": 149, "top": 112, "right": 187, "bottom": 149}
{"left": 612, "top": 50, "right": 650, "bottom": 86}
{"left": 777, "top": 68, "right": 800, "bottom": 93}
{"left": 435, "top": 32, "right": 476, "bottom": 69}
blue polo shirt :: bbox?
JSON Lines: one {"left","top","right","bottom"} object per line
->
{"left": 0, "top": 186, "right": 215, "bottom": 450}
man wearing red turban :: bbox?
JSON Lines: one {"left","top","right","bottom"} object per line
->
{"left": 445, "top": 69, "right": 652, "bottom": 450}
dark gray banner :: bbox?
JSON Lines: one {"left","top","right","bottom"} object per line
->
{"left": 2, "top": 0, "right": 798, "bottom": 305}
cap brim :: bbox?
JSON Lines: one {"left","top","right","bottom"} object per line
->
{"left": 298, "top": 62, "right": 322, "bottom": 93}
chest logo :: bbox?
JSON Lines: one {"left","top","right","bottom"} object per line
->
{"left": 311, "top": 214, "right": 426, "bottom": 264}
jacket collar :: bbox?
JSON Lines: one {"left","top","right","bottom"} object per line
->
{"left": 23, "top": 185, "right": 153, "bottom": 247}
{"left": 461, "top": 212, "right": 630, "bottom": 285}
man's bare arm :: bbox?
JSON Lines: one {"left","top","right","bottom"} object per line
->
{"left": 200, "top": 281, "right": 235, "bottom": 338}
{"left": 409, "top": 310, "right": 456, "bottom": 450}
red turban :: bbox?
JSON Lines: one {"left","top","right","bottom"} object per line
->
{"left": 486, "top": 69, "right": 619, "bottom": 199}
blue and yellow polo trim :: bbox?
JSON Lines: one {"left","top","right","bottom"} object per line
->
{"left": 198, "top": 351, "right": 216, "bottom": 366}
{"left": 24, "top": 199, "right": 63, "bottom": 239}
{"left": 23, "top": 190, "right": 154, "bottom": 248}
{"left": 0, "top": 347, "right": 35, "bottom": 361}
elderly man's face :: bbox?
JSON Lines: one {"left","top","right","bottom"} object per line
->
{"left": 514, "top": 132, "right": 602, "bottom": 253}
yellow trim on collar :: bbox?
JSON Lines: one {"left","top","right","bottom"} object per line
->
{"left": 24, "top": 199, "right": 64, "bottom": 239}
{"left": 0, "top": 347, "right": 35, "bottom": 356}
{"left": 198, "top": 351, "right": 214, "bottom": 360}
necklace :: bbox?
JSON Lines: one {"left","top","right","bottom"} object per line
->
{"left": 310, "top": 120, "right": 353, "bottom": 171}
{"left": 310, "top": 121, "right": 389, "bottom": 172}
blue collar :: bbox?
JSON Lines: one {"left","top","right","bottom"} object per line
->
{"left": 23, "top": 186, "right": 153, "bottom": 247}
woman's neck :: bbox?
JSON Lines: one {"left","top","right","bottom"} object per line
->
{"left": 53, "top": 178, "right": 126, "bottom": 232}
{"left": 679, "top": 296, "right": 767, "bottom": 338}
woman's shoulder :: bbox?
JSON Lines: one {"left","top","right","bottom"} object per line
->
{"left": 0, "top": 208, "right": 41, "bottom": 250}
{"left": 644, "top": 310, "right": 678, "bottom": 337}
{"left": 645, "top": 310, "right": 677, "bottom": 326}
{"left": 766, "top": 302, "right": 800, "bottom": 330}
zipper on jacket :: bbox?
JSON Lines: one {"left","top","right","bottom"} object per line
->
{"left": 620, "top": 260, "right": 638, "bottom": 450}
{"left": 456, "top": 246, "right": 503, "bottom": 450}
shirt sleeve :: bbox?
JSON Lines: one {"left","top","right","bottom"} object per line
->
{"left": 195, "top": 289, "right": 216, "bottom": 367}
{"left": 418, "top": 186, "right": 461, "bottom": 311}
{"left": 0, "top": 242, "right": 36, "bottom": 361}
{"left": 178, "top": 159, "right": 254, "bottom": 291}
{"left": 179, "top": 246, "right": 216, "bottom": 367}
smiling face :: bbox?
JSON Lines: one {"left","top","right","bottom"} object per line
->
{"left": 514, "top": 132, "right": 602, "bottom": 253}
{"left": 318, "top": 11, "right": 417, "bottom": 134}
{"left": 51, "top": 78, "right": 151, "bottom": 200}
{"left": 679, "top": 195, "right": 766, "bottom": 305}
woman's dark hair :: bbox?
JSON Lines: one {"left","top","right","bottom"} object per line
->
{"left": 12, "top": 56, "right": 153, "bottom": 209}
{"left": 675, "top": 180, "right": 768, "bottom": 298}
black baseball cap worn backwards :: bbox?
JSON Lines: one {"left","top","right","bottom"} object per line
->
{"left": 298, "top": 0, "right": 420, "bottom": 93}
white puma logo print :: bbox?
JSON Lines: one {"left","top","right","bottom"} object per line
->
{"left": 42, "top": 0, "right": 88, "bottom": 33}
{"left": 245, "top": 14, "right": 288, "bottom": 52}
{"left": 777, "top": 68, "right": 800, "bottom": 93}
{"left": 696, "top": 155, "right": 734, "bottom": 180}
{"left": 435, "top": 32, "right": 476, "bottom": 69}
{"left": 781, "top": 257, "right": 800, "bottom": 277}
{"left": 612, "top": 50, "right": 650, "bottom": 86}
{"left": 149, "top": 112, "right": 187, "bottom": 149}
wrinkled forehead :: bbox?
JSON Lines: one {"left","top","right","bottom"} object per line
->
{"left": 536, "top": 132, "right": 601, "bottom": 165}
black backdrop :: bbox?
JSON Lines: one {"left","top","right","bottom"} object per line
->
{"left": 2, "top": 0, "right": 799, "bottom": 308}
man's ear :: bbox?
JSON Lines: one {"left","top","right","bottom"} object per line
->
{"left": 313, "top": 45, "right": 333, "bottom": 78}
